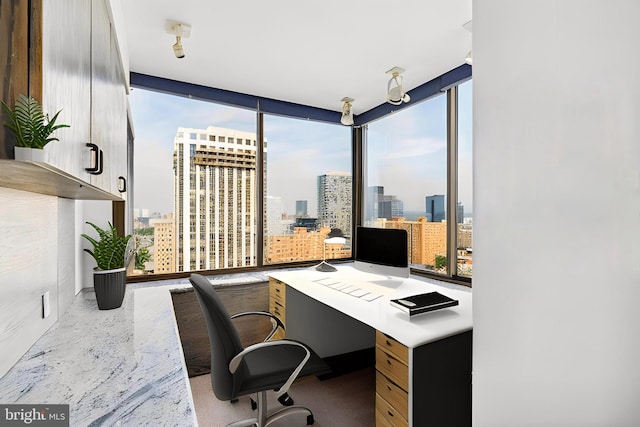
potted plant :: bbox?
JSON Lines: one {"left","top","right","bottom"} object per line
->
{"left": 82, "top": 221, "right": 134, "bottom": 310}
{"left": 1, "top": 93, "right": 69, "bottom": 161}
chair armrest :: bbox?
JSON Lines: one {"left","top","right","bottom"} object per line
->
{"left": 228, "top": 340, "right": 310, "bottom": 396}
{"left": 230, "top": 311, "right": 285, "bottom": 342}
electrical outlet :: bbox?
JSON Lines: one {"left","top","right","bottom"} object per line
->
{"left": 42, "top": 291, "right": 50, "bottom": 319}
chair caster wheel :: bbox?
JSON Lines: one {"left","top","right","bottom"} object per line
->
{"left": 306, "top": 414, "right": 314, "bottom": 425}
{"left": 250, "top": 398, "right": 257, "bottom": 410}
{"left": 230, "top": 398, "right": 239, "bottom": 404}
{"left": 277, "top": 393, "right": 294, "bottom": 406}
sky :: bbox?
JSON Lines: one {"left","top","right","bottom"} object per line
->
{"left": 129, "top": 80, "right": 472, "bottom": 217}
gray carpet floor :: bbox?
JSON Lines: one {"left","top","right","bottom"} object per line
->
{"left": 189, "top": 367, "right": 375, "bottom": 427}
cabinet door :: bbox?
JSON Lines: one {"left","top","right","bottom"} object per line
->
{"left": 91, "top": 0, "right": 127, "bottom": 195}
{"left": 42, "top": 0, "right": 91, "bottom": 177}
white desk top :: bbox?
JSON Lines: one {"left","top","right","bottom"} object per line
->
{"left": 270, "top": 264, "right": 473, "bottom": 349}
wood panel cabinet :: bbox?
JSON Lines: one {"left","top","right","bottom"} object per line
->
{"left": 376, "top": 332, "right": 409, "bottom": 426}
{"left": 0, "top": 0, "right": 128, "bottom": 200}
{"left": 268, "top": 277, "right": 472, "bottom": 427}
{"left": 268, "top": 278, "right": 286, "bottom": 340}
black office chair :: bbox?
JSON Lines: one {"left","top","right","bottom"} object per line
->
{"left": 189, "top": 274, "right": 330, "bottom": 426}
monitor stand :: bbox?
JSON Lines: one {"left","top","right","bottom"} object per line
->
{"left": 353, "top": 261, "right": 410, "bottom": 278}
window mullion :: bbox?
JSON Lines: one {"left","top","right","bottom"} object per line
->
{"left": 446, "top": 86, "right": 459, "bottom": 277}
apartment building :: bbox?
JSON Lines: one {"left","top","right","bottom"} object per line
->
{"left": 174, "top": 126, "right": 258, "bottom": 271}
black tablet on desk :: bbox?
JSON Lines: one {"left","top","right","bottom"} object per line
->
{"left": 390, "top": 291, "right": 459, "bottom": 316}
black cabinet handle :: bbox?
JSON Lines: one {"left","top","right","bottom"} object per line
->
{"left": 86, "top": 143, "right": 103, "bottom": 175}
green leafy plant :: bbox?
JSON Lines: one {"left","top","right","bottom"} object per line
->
{"left": 1, "top": 94, "right": 70, "bottom": 148}
{"left": 135, "top": 246, "right": 151, "bottom": 270}
{"left": 82, "top": 222, "right": 133, "bottom": 271}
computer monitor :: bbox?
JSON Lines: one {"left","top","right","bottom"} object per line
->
{"left": 354, "top": 227, "right": 409, "bottom": 277}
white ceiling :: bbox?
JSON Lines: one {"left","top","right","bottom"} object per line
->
{"left": 121, "top": 0, "right": 472, "bottom": 115}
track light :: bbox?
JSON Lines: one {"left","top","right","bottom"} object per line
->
{"left": 168, "top": 23, "right": 191, "bottom": 59}
{"left": 173, "top": 36, "right": 185, "bottom": 59}
{"left": 340, "top": 97, "right": 354, "bottom": 126}
{"left": 386, "top": 67, "right": 410, "bottom": 105}
{"left": 463, "top": 20, "right": 472, "bottom": 65}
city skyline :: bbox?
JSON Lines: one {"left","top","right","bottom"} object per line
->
{"left": 129, "top": 82, "right": 473, "bottom": 217}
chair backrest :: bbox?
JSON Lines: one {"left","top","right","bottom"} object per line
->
{"left": 189, "top": 274, "right": 244, "bottom": 401}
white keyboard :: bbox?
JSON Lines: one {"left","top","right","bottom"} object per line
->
{"left": 313, "top": 277, "right": 382, "bottom": 301}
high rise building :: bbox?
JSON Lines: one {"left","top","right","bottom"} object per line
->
{"left": 295, "top": 200, "right": 308, "bottom": 217}
{"left": 174, "top": 126, "right": 258, "bottom": 271}
{"left": 380, "top": 195, "right": 404, "bottom": 220}
{"left": 317, "top": 171, "right": 352, "bottom": 240}
{"left": 366, "top": 186, "right": 403, "bottom": 221}
{"left": 457, "top": 201, "right": 464, "bottom": 224}
{"left": 151, "top": 217, "right": 175, "bottom": 274}
{"left": 366, "top": 186, "right": 384, "bottom": 220}
{"left": 266, "top": 195, "right": 287, "bottom": 236}
{"left": 426, "top": 194, "right": 445, "bottom": 222}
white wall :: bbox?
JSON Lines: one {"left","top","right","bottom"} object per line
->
{"left": 473, "top": 1, "right": 640, "bottom": 425}
{"left": 80, "top": 200, "right": 115, "bottom": 289}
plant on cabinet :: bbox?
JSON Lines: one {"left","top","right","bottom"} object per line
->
{"left": 1, "top": 94, "right": 69, "bottom": 161}
{"left": 82, "top": 222, "right": 134, "bottom": 310}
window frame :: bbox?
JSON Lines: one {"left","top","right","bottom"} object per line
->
{"left": 126, "top": 67, "right": 471, "bottom": 287}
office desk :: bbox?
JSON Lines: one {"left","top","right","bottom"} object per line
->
{"left": 269, "top": 264, "right": 472, "bottom": 427}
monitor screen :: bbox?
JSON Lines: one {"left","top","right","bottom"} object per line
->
{"left": 355, "top": 227, "right": 408, "bottom": 268}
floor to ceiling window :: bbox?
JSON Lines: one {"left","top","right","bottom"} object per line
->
{"left": 263, "top": 115, "right": 352, "bottom": 265}
{"left": 364, "top": 93, "right": 449, "bottom": 274}
{"left": 127, "top": 73, "right": 471, "bottom": 283}
{"left": 363, "top": 80, "right": 472, "bottom": 281}
{"left": 128, "top": 88, "right": 257, "bottom": 275}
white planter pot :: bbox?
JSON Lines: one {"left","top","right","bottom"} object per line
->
{"left": 14, "top": 146, "right": 46, "bottom": 162}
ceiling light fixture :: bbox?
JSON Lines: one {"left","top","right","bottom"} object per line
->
{"left": 386, "top": 67, "right": 410, "bottom": 105}
{"left": 340, "top": 97, "right": 354, "bottom": 126}
{"left": 169, "top": 23, "right": 191, "bottom": 59}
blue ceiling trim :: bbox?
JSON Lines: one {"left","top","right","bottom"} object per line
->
{"left": 258, "top": 98, "right": 342, "bottom": 124}
{"left": 354, "top": 64, "right": 472, "bottom": 126}
{"left": 130, "top": 72, "right": 257, "bottom": 109}
{"left": 130, "top": 72, "right": 343, "bottom": 124}
{"left": 131, "top": 64, "right": 470, "bottom": 127}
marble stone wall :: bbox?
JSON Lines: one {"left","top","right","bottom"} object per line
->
{"left": 0, "top": 187, "right": 76, "bottom": 377}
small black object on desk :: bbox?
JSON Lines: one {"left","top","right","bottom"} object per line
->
{"left": 391, "top": 291, "right": 459, "bottom": 316}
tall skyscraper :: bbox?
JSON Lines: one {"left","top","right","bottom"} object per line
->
{"left": 317, "top": 171, "right": 352, "bottom": 239}
{"left": 380, "top": 195, "right": 404, "bottom": 220}
{"left": 457, "top": 201, "right": 464, "bottom": 224}
{"left": 295, "top": 200, "right": 308, "bottom": 217}
{"left": 174, "top": 126, "right": 258, "bottom": 271}
{"left": 366, "top": 186, "right": 385, "bottom": 220}
{"left": 426, "top": 194, "right": 445, "bottom": 222}
{"left": 366, "top": 186, "right": 404, "bottom": 221}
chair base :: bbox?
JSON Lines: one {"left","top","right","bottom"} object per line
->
{"left": 227, "top": 391, "right": 315, "bottom": 427}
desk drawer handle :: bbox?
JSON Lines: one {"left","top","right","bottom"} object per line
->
{"left": 387, "top": 385, "right": 392, "bottom": 391}
{"left": 387, "top": 359, "right": 392, "bottom": 365}
{"left": 388, "top": 411, "right": 394, "bottom": 417}
{"left": 386, "top": 339, "right": 392, "bottom": 346}
{"left": 275, "top": 288, "right": 281, "bottom": 293}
